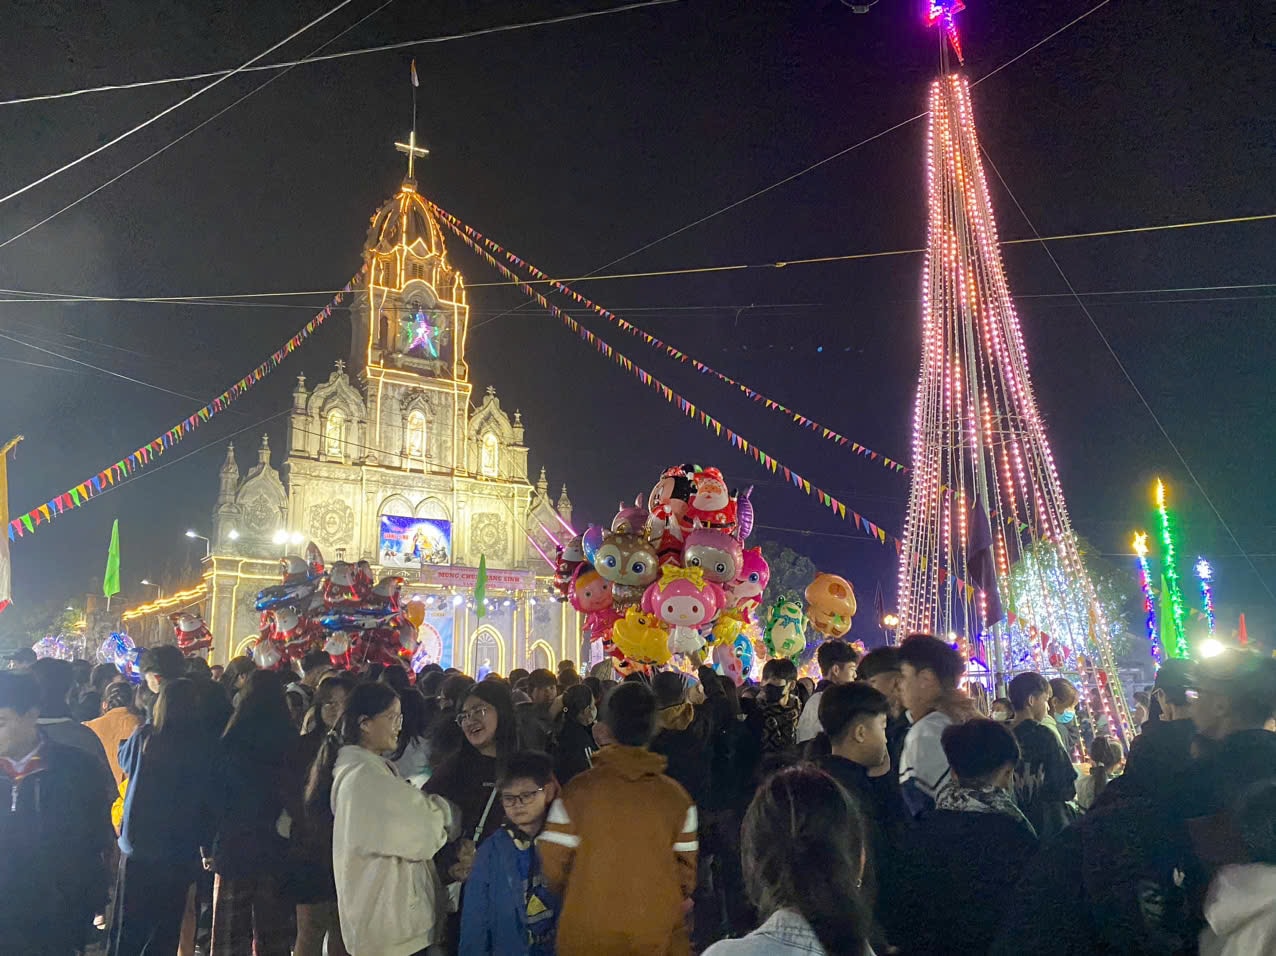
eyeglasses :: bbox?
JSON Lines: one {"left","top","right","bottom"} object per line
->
{"left": 455, "top": 705, "right": 489, "bottom": 727}
{"left": 500, "top": 787, "right": 545, "bottom": 808}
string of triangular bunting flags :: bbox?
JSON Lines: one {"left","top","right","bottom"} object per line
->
{"left": 434, "top": 211, "right": 903, "bottom": 551}
{"left": 8, "top": 270, "right": 365, "bottom": 541}
{"left": 427, "top": 200, "right": 910, "bottom": 476}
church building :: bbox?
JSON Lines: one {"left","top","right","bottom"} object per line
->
{"left": 135, "top": 153, "right": 579, "bottom": 673}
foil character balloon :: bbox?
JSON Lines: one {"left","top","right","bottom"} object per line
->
{"left": 732, "top": 632, "right": 755, "bottom": 677}
{"left": 712, "top": 640, "right": 744, "bottom": 686}
{"left": 170, "top": 612, "right": 213, "bottom": 656}
{"left": 568, "top": 565, "right": 614, "bottom": 615}
{"left": 763, "top": 597, "right": 808, "bottom": 660}
{"left": 683, "top": 467, "right": 737, "bottom": 534}
{"left": 643, "top": 565, "right": 725, "bottom": 656}
{"left": 324, "top": 561, "right": 362, "bottom": 606}
{"left": 804, "top": 573, "right": 857, "bottom": 639}
{"left": 398, "top": 622, "right": 419, "bottom": 652}
{"left": 611, "top": 494, "right": 651, "bottom": 537}
{"left": 726, "top": 547, "right": 770, "bottom": 623}
{"left": 325, "top": 630, "right": 351, "bottom": 657}
{"left": 734, "top": 486, "right": 755, "bottom": 542}
{"left": 281, "top": 555, "right": 310, "bottom": 584}
{"left": 404, "top": 600, "right": 426, "bottom": 628}
{"left": 592, "top": 531, "right": 660, "bottom": 611}
{"left": 710, "top": 610, "right": 745, "bottom": 647}
{"left": 552, "top": 534, "right": 585, "bottom": 602}
{"left": 252, "top": 636, "right": 282, "bottom": 670}
{"left": 683, "top": 525, "right": 744, "bottom": 585}
{"left": 610, "top": 607, "right": 672, "bottom": 665}
{"left": 581, "top": 525, "right": 607, "bottom": 565}
{"left": 304, "top": 542, "right": 325, "bottom": 576}
{"left": 648, "top": 464, "right": 697, "bottom": 563}
{"left": 370, "top": 575, "right": 405, "bottom": 612}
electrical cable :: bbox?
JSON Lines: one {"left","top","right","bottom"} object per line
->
{"left": 979, "top": 144, "right": 1276, "bottom": 607}
{"left": 0, "top": 0, "right": 362, "bottom": 209}
{"left": 0, "top": 0, "right": 399, "bottom": 250}
{"left": 0, "top": 1, "right": 681, "bottom": 108}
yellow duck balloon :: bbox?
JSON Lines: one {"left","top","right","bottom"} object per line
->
{"left": 611, "top": 607, "right": 672, "bottom": 665}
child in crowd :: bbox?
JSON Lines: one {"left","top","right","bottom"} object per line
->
{"left": 539, "top": 682, "right": 697, "bottom": 955}
{"left": 459, "top": 752, "right": 561, "bottom": 956}
{"left": 1075, "top": 735, "right": 1124, "bottom": 810}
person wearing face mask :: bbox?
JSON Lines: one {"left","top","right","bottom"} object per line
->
{"left": 990, "top": 697, "right": 1015, "bottom": 723}
{"left": 887, "top": 719, "right": 1038, "bottom": 955}
{"left": 1044, "top": 678, "right": 1081, "bottom": 758}
{"left": 552, "top": 685, "right": 598, "bottom": 786}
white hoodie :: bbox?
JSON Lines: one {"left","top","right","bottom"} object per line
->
{"left": 331, "top": 744, "right": 459, "bottom": 956}
{"left": 1199, "top": 863, "right": 1276, "bottom": 956}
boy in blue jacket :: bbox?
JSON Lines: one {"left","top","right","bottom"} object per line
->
{"left": 460, "top": 751, "right": 561, "bottom": 955}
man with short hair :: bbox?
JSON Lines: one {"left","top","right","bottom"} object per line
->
{"left": 889, "top": 719, "right": 1038, "bottom": 955}
{"left": 0, "top": 672, "right": 115, "bottom": 954}
{"left": 539, "top": 682, "right": 697, "bottom": 955}
{"left": 459, "top": 751, "right": 561, "bottom": 955}
{"left": 897, "top": 634, "right": 967, "bottom": 816}
{"left": 858, "top": 646, "right": 909, "bottom": 769}
{"left": 795, "top": 640, "right": 860, "bottom": 744}
{"left": 1009, "top": 671, "right": 1076, "bottom": 840}
{"left": 752, "top": 657, "right": 801, "bottom": 759}
{"left": 814, "top": 682, "right": 902, "bottom": 835}
{"left": 29, "top": 657, "right": 113, "bottom": 784}
{"left": 517, "top": 669, "right": 560, "bottom": 751}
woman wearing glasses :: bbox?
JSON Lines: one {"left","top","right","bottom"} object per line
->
{"left": 306, "top": 682, "right": 459, "bottom": 956}
{"left": 425, "top": 682, "right": 521, "bottom": 940}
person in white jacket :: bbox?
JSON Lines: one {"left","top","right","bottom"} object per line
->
{"left": 1199, "top": 779, "right": 1276, "bottom": 956}
{"left": 304, "top": 681, "right": 459, "bottom": 956}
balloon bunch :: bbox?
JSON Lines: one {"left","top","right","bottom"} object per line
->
{"left": 756, "top": 571, "right": 859, "bottom": 664}
{"left": 552, "top": 463, "right": 769, "bottom": 680}
{"left": 170, "top": 612, "right": 214, "bottom": 657}
{"left": 250, "top": 542, "right": 423, "bottom": 671}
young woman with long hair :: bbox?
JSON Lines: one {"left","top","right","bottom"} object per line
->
{"left": 108, "top": 679, "right": 218, "bottom": 956}
{"left": 289, "top": 672, "right": 357, "bottom": 956}
{"left": 305, "top": 681, "right": 457, "bottom": 956}
{"left": 552, "top": 683, "right": 598, "bottom": 785}
{"left": 704, "top": 765, "right": 873, "bottom": 956}
{"left": 208, "top": 670, "right": 299, "bottom": 956}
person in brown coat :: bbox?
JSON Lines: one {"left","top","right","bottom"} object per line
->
{"left": 538, "top": 681, "right": 698, "bottom": 956}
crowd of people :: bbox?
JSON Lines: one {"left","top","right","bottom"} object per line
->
{"left": 1, "top": 633, "right": 1273, "bottom": 956}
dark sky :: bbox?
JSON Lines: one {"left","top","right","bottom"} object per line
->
{"left": 1, "top": 0, "right": 1273, "bottom": 645}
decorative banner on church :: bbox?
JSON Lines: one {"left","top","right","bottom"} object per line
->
{"left": 419, "top": 563, "right": 534, "bottom": 591}
{"left": 379, "top": 515, "right": 451, "bottom": 567}
{"left": 411, "top": 614, "right": 454, "bottom": 671}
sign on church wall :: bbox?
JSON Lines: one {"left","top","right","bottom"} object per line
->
{"left": 419, "top": 563, "right": 534, "bottom": 591}
{"left": 379, "top": 514, "right": 452, "bottom": 567}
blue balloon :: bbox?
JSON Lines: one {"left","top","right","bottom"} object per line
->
{"left": 732, "top": 632, "right": 755, "bottom": 676}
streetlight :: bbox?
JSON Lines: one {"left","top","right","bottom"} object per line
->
{"left": 185, "top": 530, "right": 211, "bottom": 558}
{"left": 272, "top": 529, "right": 304, "bottom": 555}
{"left": 227, "top": 529, "right": 240, "bottom": 541}
{"left": 140, "top": 580, "right": 164, "bottom": 599}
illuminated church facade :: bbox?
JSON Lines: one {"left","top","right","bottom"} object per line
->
{"left": 154, "top": 159, "right": 579, "bottom": 673}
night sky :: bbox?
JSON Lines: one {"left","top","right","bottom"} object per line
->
{"left": 1, "top": 0, "right": 1273, "bottom": 649}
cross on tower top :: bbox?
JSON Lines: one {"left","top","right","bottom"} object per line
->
{"left": 395, "top": 130, "right": 430, "bottom": 182}
{"left": 334, "top": 359, "right": 346, "bottom": 374}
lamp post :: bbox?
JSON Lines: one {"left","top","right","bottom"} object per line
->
{"left": 140, "top": 579, "right": 164, "bottom": 599}
{"left": 272, "top": 529, "right": 304, "bottom": 556}
{"left": 185, "top": 530, "right": 211, "bottom": 559}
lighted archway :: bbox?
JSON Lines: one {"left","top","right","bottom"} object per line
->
{"left": 528, "top": 639, "right": 556, "bottom": 672}
{"left": 234, "top": 635, "right": 258, "bottom": 657}
{"left": 467, "top": 624, "right": 505, "bottom": 677}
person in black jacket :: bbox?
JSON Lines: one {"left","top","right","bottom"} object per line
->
{"left": 1009, "top": 672, "right": 1077, "bottom": 840}
{"left": 552, "top": 684, "right": 598, "bottom": 785}
{"left": 209, "top": 670, "right": 299, "bottom": 956}
{"left": 887, "top": 718, "right": 1038, "bottom": 955}
{"left": 108, "top": 678, "right": 218, "bottom": 955}
{"left": 649, "top": 670, "right": 715, "bottom": 808}
{"left": 0, "top": 671, "right": 114, "bottom": 955}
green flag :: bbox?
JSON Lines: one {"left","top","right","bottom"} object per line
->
{"left": 103, "top": 519, "right": 121, "bottom": 598}
{"left": 1159, "top": 573, "right": 1179, "bottom": 658}
{"left": 474, "top": 554, "right": 487, "bottom": 620}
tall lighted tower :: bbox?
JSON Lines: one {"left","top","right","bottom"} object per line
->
{"left": 896, "top": 3, "right": 1128, "bottom": 730}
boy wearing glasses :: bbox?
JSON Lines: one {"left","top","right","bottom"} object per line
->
{"left": 458, "top": 751, "right": 560, "bottom": 956}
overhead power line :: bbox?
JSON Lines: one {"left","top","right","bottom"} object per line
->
{"left": 0, "top": 0, "right": 361, "bottom": 209}
{"left": 0, "top": 0, "right": 682, "bottom": 108}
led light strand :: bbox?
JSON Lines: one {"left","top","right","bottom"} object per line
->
{"left": 8, "top": 271, "right": 363, "bottom": 541}
{"left": 1131, "top": 532, "right": 1162, "bottom": 663}
{"left": 1195, "top": 557, "right": 1216, "bottom": 635}
{"left": 1154, "top": 479, "right": 1190, "bottom": 657}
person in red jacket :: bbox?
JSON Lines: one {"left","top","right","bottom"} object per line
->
{"left": 538, "top": 681, "right": 697, "bottom": 955}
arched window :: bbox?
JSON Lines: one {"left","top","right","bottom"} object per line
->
{"left": 406, "top": 410, "right": 427, "bottom": 458}
{"left": 324, "top": 409, "right": 345, "bottom": 456}
{"left": 480, "top": 432, "right": 500, "bottom": 477}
